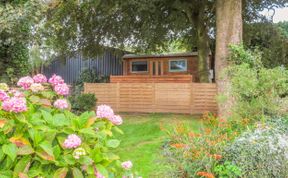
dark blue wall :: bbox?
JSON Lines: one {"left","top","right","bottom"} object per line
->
{"left": 43, "top": 51, "right": 123, "bottom": 84}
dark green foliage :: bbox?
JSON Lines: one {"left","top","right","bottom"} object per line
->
{"left": 0, "top": 1, "right": 48, "bottom": 83}
{"left": 244, "top": 22, "right": 288, "bottom": 68}
{"left": 278, "top": 21, "right": 288, "bottom": 38}
{"left": 69, "top": 69, "right": 107, "bottom": 114}
{"left": 69, "top": 93, "right": 97, "bottom": 114}
{"left": 227, "top": 45, "right": 288, "bottom": 120}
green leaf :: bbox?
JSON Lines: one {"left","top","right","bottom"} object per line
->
{"left": 95, "top": 164, "right": 108, "bottom": 178}
{"left": 72, "top": 167, "right": 84, "bottom": 178}
{"left": 39, "top": 141, "right": 54, "bottom": 157}
{"left": 0, "top": 147, "right": 5, "bottom": 162}
{"left": 13, "top": 156, "right": 31, "bottom": 178}
{"left": 78, "top": 156, "right": 93, "bottom": 165}
{"left": 53, "top": 167, "right": 68, "bottom": 178}
{"left": 41, "top": 110, "right": 53, "bottom": 125}
{"left": 2, "top": 143, "right": 17, "bottom": 161}
{"left": 106, "top": 139, "right": 120, "bottom": 148}
{"left": 90, "top": 148, "right": 103, "bottom": 163}
{"left": 53, "top": 113, "right": 70, "bottom": 127}
{"left": 112, "top": 126, "right": 124, "bottom": 135}
{"left": 41, "top": 91, "right": 55, "bottom": 99}
{"left": 29, "top": 95, "right": 40, "bottom": 104}
{"left": 0, "top": 170, "right": 13, "bottom": 178}
{"left": 63, "top": 154, "right": 75, "bottom": 165}
{"left": 79, "top": 128, "right": 98, "bottom": 138}
{"left": 29, "top": 113, "right": 45, "bottom": 125}
{"left": 17, "top": 145, "right": 34, "bottom": 155}
{"left": 104, "top": 152, "right": 120, "bottom": 161}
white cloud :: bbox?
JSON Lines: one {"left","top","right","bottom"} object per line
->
{"left": 262, "top": 7, "right": 288, "bottom": 23}
{"left": 273, "top": 7, "right": 288, "bottom": 23}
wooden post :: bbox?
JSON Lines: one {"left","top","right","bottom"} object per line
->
{"left": 190, "top": 83, "right": 194, "bottom": 114}
{"left": 116, "top": 83, "right": 120, "bottom": 112}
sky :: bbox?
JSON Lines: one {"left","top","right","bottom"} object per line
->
{"left": 263, "top": 7, "right": 288, "bottom": 23}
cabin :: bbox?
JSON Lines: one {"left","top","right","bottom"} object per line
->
{"left": 84, "top": 52, "right": 218, "bottom": 114}
{"left": 110, "top": 52, "right": 212, "bottom": 83}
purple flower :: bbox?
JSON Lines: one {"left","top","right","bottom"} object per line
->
{"left": 17, "top": 76, "right": 34, "bottom": 90}
{"left": 33, "top": 74, "right": 47, "bottom": 83}
{"left": 63, "top": 134, "right": 81, "bottom": 149}
{"left": 121, "top": 161, "right": 133, "bottom": 170}
{"left": 54, "top": 83, "right": 69, "bottom": 96}
{"left": 54, "top": 99, "right": 69, "bottom": 109}
{"left": 0, "top": 90, "right": 9, "bottom": 102}
{"left": 96, "top": 105, "right": 114, "bottom": 119}
{"left": 109, "top": 115, "right": 123, "bottom": 125}
{"left": 48, "top": 74, "right": 64, "bottom": 86}
{"left": 2, "top": 97, "right": 27, "bottom": 113}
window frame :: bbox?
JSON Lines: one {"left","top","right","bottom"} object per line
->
{"left": 130, "top": 60, "right": 149, "bottom": 73}
{"left": 168, "top": 59, "right": 188, "bottom": 72}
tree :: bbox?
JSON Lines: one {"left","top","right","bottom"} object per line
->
{"left": 215, "top": 0, "right": 243, "bottom": 117}
{"left": 0, "top": 1, "right": 51, "bottom": 83}
{"left": 244, "top": 22, "right": 288, "bottom": 68}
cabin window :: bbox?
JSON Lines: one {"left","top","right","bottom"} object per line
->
{"left": 169, "top": 59, "right": 187, "bottom": 72}
{"left": 131, "top": 61, "right": 148, "bottom": 72}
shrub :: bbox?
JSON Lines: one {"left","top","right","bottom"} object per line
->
{"left": 226, "top": 45, "right": 288, "bottom": 120}
{"left": 70, "top": 93, "right": 97, "bottom": 114}
{"left": 0, "top": 74, "right": 137, "bottom": 177}
{"left": 69, "top": 68, "right": 108, "bottom": 114}
{"left": 223, "top": 118, "right": 288, "bottom": 177}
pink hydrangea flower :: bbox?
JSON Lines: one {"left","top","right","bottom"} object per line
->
{"left": 94, "top": 167, "right": 106, "bottom": 178}
{"left": 30, "top": 83, "right": 45, "bottom": 93}
{"left": 54, "top": 83, "right": 69, "bottom": 96}
{"left": 48, "top": 74, "right": 64, "bottom": 86}
{"left": 2, "top": 97, "right": 27, "bottom": 113}
{"left": 121, "top": 161, "right": 133, "bottom": 170}
{"left": 95, "top": 172, "right": 105, "bottom": 178}
{"left": 0, "top": 90, "right": 9, "bottom": 101}
{"left": 96, "top": 105, "right": 114, "bottom": 119}
{"left": 54, "top": 99, "right": 69, "bottom": 109}
{"left": 63, "top": 134, "right": 81, "bottom": 149}
{"left": 109, "top": 115, "right": 123, "bottom": 125}
{"left": 33, "top": 74, "right": 47, "bottom": 83}
{"left": 17, "top": 76, "right": 34, "bottom": 90}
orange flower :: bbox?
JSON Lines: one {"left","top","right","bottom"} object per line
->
{"left": 212, "top": 154, "right": 222, "bottom": 160}
{"left": 170, "top": 143, "right": 187, "bottom": 148}
{"left": 196, "top": 171, "right": 215, "bottom": 178}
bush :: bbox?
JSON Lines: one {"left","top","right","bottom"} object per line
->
{"left": 69, "top": 68, "right": 108, "bottom": 114}
{"left": 227, "top": 45, "right": 288, "bottom": 120}
{"left": 223, "top": 118, "right": 288, "bottom": 177}
{"left": 69, "top": 93, "right": 97, "bottom": 114}
{"left": 0, "top": 74, "right": 137, "bottom": 177}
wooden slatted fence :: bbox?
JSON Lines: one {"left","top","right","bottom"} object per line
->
{"left": 84, "top": 83, "right": 217, "bottom": 114}
{"left": 110, "top": 75, "right": 193, "bottom": 83}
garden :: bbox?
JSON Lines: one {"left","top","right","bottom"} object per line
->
{"left": 1, "top": 0, "right": 288, "bottom": 178}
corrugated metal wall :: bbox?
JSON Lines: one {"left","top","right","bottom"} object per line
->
{"left": 43, "top": 51, "right": 123, "bottom": 84}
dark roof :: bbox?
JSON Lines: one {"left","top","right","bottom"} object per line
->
{"left": 122, "top": 52, "right": 199, "bottom": 59}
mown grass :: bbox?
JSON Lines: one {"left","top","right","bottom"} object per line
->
{"left": 114, "top": 113, "right": 203, "bottom": 178}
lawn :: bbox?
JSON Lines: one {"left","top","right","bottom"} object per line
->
{"left": 114, "top": 113, "right": 203, "bottom": 178}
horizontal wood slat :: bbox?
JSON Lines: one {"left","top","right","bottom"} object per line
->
{"left": 84, "top": 82, "right": 217, "bottom": 114}
{"left": 110, "top": 75, "right": 193, "bottom": 83}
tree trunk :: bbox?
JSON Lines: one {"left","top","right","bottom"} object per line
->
{"left": 215, "top": 0, "right": 243, "bottom": 117}
{"left": 196, "top": 17, "right": 210, "bottom": 83}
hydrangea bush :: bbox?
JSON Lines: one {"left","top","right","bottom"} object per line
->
{"left": 0, "top": 74, "right": 136, "bottom": 178}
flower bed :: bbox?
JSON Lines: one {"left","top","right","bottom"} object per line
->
{"left": 0, "top": 74, "right": 138, "bottom": 177}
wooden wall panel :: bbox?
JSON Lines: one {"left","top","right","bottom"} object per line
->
{"left": 84, "top": 83, "right": 217, "bottom": 114}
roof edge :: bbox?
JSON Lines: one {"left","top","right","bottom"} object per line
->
{"left": 122, "top": 52, "right": 199, "bottom": 59}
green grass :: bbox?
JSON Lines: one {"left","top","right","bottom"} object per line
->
{"left": 114, "top": 113, "right": 202, "bottom": 178}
